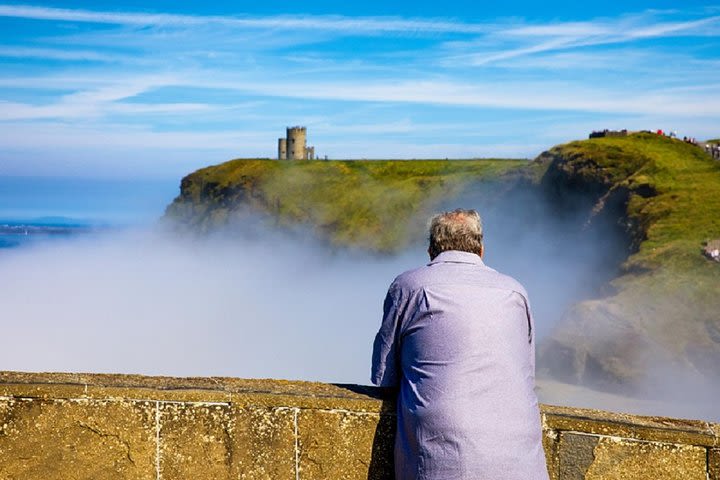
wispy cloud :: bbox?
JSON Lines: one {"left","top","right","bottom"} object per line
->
{"left": 0, "top": 74, "right": 193, "bottom": 120}
{"left": 308, "top": 82, "right": 717, "bottom": 116}
{"left": 503, "top": 15, "right": 720, "bottom": 37}
{"left": 2, "top": 68, "right": 719, "bottom": 122}
{"left": 0, "top": 121, "right": 269, "bottom": 150}
{"left": 0, "top": 4, "right": 493, "bottom": 34}
{"left": 460, "top": 37, "right": 576, "bottom": 65}
{"left": 0, "top": 46, "right": 122, "bottom": 62}
{"left": 0, "top": 101, "right": 214, "bottom": 121}
{"left": 445, "top": 13, "right": 720, "bottom": 66}
{"left": 3, "top": 4, "right": 717, "bottom": 44}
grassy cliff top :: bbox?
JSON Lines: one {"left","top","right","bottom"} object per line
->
{"left": 165, "top": 158, "right": 528, "bottom": 251}
{"left": 544, "top": 132, "right": 720, "bottom": 273}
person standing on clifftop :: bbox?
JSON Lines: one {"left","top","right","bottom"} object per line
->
{"left": 371, "top": 209, "right": 549, "bottom": 480}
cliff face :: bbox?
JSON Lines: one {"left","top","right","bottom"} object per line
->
{"left": 537, "top": 139, "right": 654, "bottom": 253}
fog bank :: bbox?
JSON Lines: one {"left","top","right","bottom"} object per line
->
{"left": 0, "top": 228, "right": 423, "bottom": 383}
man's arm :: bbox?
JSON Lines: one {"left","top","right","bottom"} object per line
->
{"left": 371, "top": 284, "right": 404, "bottom": 387}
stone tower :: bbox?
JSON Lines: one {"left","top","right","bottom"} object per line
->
{"left": 278, "top": 138, "right": 287, "bottom": 160}
{"left": 277, "top": 126, "right": 315, "bottom": 160}
{"left": 286, "top": 126, "right": 307, "bottom": 160}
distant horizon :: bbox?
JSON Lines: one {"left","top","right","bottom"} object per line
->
{"left": 0, "top": 176, "right": 178, "bottom": 224}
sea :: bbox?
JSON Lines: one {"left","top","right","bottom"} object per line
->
{"left": 0, "top": 176, "right": 180, "bottom": 250}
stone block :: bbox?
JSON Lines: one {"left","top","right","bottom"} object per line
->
{"left": 230, "top": 405, "right": 298, "bottom": 480}
{"left": 541, "top": 428, "right": 560, "bottom": 480}
{"left": 158, "top": 402, "right": 234, "bottom": 480}
{"left": 584, "top": 437, "right": 706, "bottom": 480}
{"left": 558, "top": 432, "right": 599, "bottom": 480}
{"left": 0, "top": 397, "right": 155, "bottom": 480}
{"left": 542, "top": 404, "right": 717, "bottom": 447}
{"left": 297, "top": 409, "right": 395, "bottom": 480}
{"left": 709, "top": 448, "right": 720, "bottom": 480}
{"left": 158, "top": 403, "right": 296, "bottom": 480}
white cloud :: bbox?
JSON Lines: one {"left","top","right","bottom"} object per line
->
{"left": 0, "top": 121, "right": 270, "bottom": 150}
{"left": 202, "top": 77, "right": 720, "bottom": 117}
{"left": 460, "top": 37, "right": 577, "bottom": 65}
{"left": 0, "top": 46, "right": 121, "bottom": 62}
{"left": 625, "top": 15, "right": 720, "bottom": 38}
{"left": 443, "top": 12, "right": 720, "bottom": 67}
{"left": 0, "top": 4, "right": 493, "bottom": 34}
{"left": 504, "top": 15, "right": 720, "bottom": 38}
{"left": 504, "top": 22, "right": 614, "bottom": 36}
{"left": 2, "top": 71, "right": 719, "bottom": 123}
{"left": 61, "top": 80, "right": 166, "bottom": 103}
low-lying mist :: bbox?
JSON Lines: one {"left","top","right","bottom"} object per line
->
{"left": 0, "top": 227, "right": 421, "bottom": 382}
{"left": 2, "top": 185, "right": 717, "bottom": 422}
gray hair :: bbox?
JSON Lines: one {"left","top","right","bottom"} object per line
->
{"left": 428, "top": 209, "right": 484, "bottom": 259}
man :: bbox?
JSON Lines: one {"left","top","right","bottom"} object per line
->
{"left": 371, "top": 209, "right": 548, "bottom": 480}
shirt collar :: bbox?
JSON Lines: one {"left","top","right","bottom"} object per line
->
{"left": 428, "top": 250, "right": 485, "bottom": 266}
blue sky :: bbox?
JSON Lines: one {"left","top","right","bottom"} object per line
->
{"left": 1, "top": 1, "right": 719, "bottom": 178}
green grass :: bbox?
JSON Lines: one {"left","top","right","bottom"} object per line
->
{"left": 165, "top": 158, "right": 528, "bottom": 250}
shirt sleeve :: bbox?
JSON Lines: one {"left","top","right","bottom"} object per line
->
{"left": 371, "top": 283, "right": 403, "bottom": 387}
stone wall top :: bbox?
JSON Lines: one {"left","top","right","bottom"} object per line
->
{"left": 1, "top": 370, "right": 718, "bottom": 448}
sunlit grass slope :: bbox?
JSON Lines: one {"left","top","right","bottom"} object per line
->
{"left": 165, "top": 159, "right": 527, "bottom": 251}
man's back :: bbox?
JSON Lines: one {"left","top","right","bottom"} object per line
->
{"left": 372, "top": 250, "right": 548, "bottom": 480}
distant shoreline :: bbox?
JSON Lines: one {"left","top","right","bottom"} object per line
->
{"left": 0, "top": 221, "right": 107, "bottom": 250}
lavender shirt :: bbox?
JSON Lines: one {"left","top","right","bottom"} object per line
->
{"left": 372, "top": 251, "right": 549, "bottom": 480}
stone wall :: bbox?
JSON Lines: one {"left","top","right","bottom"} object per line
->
{"left": 589, "top": 129, "right": 629, "bottom": 139}
{"left": 0, "top": 371, "right": 718, "bottom": 479}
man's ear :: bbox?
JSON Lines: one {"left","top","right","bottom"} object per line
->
{"left": 479, "top": 244, "right": 484, "bottom": 258}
